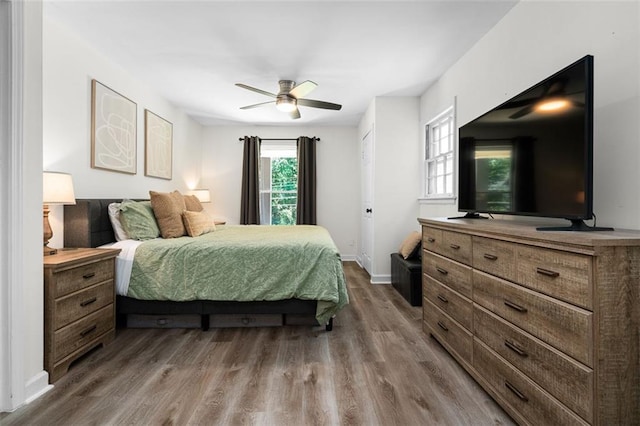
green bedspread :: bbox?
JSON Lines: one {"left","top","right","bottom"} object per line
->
{"left": 127, "top": 225, "right": 349, "bottom": 324}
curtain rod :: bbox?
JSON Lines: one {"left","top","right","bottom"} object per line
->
{"left": 237, "top": 137, "right": 320, "bottom": 142}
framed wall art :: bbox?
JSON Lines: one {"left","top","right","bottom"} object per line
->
{"left": 91, "top": 79, "right": 137, "bottom": 174}
{"left": 144, "top": 109, "right": 173, "bottom": 180}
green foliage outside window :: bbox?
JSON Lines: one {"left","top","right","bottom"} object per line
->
{"left": 271, "top": 157, "right": 297, "bottom": 225}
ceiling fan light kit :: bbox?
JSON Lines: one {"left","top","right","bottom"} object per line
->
{"left": 236, "top": 79, "right": 342, "bottom": 119}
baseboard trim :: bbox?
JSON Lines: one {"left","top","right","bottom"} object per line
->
{"left": 24, "top": 371, "right": 52, "bottom": 406}
{"left": 370, "top": 274, "right": 391, "bottom": 285}
{"left": 340, "top": 254, "right": 358, "bottom": 262}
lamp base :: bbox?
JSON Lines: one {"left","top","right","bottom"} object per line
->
{"left": 44, "top": 245, "right": 58, "bottom": 256}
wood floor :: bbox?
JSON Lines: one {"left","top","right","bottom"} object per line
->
{"left": 1, "top": 262, "right": 514, "bottom": 425}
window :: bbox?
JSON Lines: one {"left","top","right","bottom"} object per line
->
{"left": 259, "top": 142, "right": 297, "bottom": 225}
{"left": 424, "top": 107, "right": 455, "bottom": 200}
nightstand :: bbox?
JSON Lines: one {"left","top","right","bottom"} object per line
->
{"left": 43, "top": 247, "right": 120, "bottom": 382}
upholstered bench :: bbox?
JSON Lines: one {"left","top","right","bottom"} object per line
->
{"left": 390, "top": 252, "right": 422, "bottom": 306}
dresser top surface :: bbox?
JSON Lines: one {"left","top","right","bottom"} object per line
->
{"left": 419, "top": 217, "right": 640, "bottom": 248}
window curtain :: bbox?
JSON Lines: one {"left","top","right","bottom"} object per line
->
{"left": 296, "top": 136, "right": 317, "bottom": 225}
{"left": 240, "top": 136, "right": 261, "bottom": 224}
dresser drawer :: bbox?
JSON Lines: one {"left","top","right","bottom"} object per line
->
{"left": 54, "top": 305, "right": 114, "bottom": 361}
{"left": 474, "top": 339, "right": 589, "bottom": 426}
{"left": 516, "top": 245, "right": 593, "bottom": 309}
{"left": 473, "top": 236, "right": 516, "bottom": 282}
{"left": 55, "top": 281, "right": 114, "bottom": 330}
{"left": 54, "top": 258, "right": 115, "bottom": 298}
{"left": 423, "top": 228, "right": 472, "bottom": 266}
{"left": 423, "top": 227, "right": 443, "bottom": 255}
{"left": 474, "top": 305, "right": 593, "bottom": 422}
{"left": 423, "top": 299, "right": 472, "bottom": 364}
{"left": 473, "top": 270, "right": 593, "bottom": 367}
{"left": 424, "top": 276, "right": 473, "bottom": 330}
{"left": 423, "top": 252, "right": 472, "bottom": 299}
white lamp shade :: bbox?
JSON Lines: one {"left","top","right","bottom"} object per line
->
{"left": 43, "top": 171, "right": 76, "bottom": 205}
{"left": 187, "top": 189, "right": 211, "bottom": 203}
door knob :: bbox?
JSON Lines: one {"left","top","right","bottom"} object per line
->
{"left": 366, "top": 208, "right": 372, "bottom": 213}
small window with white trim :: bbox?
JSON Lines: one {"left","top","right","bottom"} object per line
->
{"left": 424, "top": 106, "right": 455, "bottom": 199}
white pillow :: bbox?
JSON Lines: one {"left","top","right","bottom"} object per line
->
{"left": 108, "top": 202, "right": 129, "bottom": 241}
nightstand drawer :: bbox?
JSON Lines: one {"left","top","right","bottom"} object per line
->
{"left": 54, "top": 258, "right": 114, "bottom": 298}
{"left": 423, "top": 252, "right": 472, "bottom": 299}
{"left": 473, "top": 236, "right": 516, "bottom": 282}
{"left": 54, "top": 305, "right": 114, "bottom": 361}
{"left": 55, "top": 281, "right": 114, "bottom": 330}
{"left": 473, "top": 270, "right": 593, "bottom": 367}
{"left": 474, "top": 339, "right": 588, "bottom": 426}
{"left": 474, "top": 305, "right": 593, "bottom": 422}
{"left": 517, "top": 245, "right": 593, "bottom": 309}
{"left": 423, "top": 299, "right": 472, "bottom": 363}
{"left": 423, "top": 276, "right": 472, "bottom": 330}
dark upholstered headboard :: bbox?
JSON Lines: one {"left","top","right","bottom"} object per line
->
{"left": 64, "top": 199, "right": 122, "bottom": 248}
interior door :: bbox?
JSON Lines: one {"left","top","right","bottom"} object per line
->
{"left": 361, "top": 129, "right": 374, "bottom": 275}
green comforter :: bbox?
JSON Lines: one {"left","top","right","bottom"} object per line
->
{"left": 127, "top": 225, "right": 349, "bottom": 324}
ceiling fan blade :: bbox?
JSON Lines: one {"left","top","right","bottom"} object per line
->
{"left": 235, "top": 83, "right": 277, "bottom": 98}
{"left": 240, "top": 101, "right": 275, "bottom": 110}
{"left": 509, "top": 104, "right": 534, "bottom": 119}
{"left": 289, "top": 108, "right": 301, "bottom": 119}
{"left": 297, "top": 98, "right": 342, "bottom": 110}
{"left": 289, "top": 80, "right": 317, "bottom": 99}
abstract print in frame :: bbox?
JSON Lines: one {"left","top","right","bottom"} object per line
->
{"left": 144, "top": 109, "right": 173, "bottom": 180}
{"left": 91, "top": 79, "right": 137, "bottom": 174}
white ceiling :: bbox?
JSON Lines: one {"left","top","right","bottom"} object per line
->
{"left": 44, "top": 0, "right": 518, "bottom": 127}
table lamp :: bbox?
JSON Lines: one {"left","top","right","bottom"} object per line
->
{"left": 43, "top": 171, "right": 76, "bottom": 256}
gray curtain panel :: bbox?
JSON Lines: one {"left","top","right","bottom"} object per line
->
{"left": 240, "top": 136, "right": 261, "bottom": 224}
{"left": 296, "top": 136, "right": 317, "bottom": 225}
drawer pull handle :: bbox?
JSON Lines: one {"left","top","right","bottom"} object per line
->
{"left": 80, "top": 297, "right": 97, "bottom": 307}
{"left": 82, "top": 272, "right": 96, "bottom": 279}
{"left": 504, "top": 380, "right": 529, "bottom": 402}
{"left": 449, "top": 244, "right": 460, "bottom": 250}
{"left": 536, "top": 267, "right": 560, "bottom": 278}
{"left": 79, "top": 325, "right": 97, "bottom": 338}
{"left": 437, "top": 321, "right": 448, "bottom": 331}
{"left": 504, "top": 340, "right": 528, "bottom": 357}
{"left": 436, "top": 267, "right": 448, "bottom": 275}
{"left": 483, "top": 253, "right": 498, "bottom": 261}
{"left": 427, "top": 237, "right": 436, "bottom": 243}
{"left": 504, "top": 299, "right": 528, "bottom": 313}
{"left": 437, "top": 294, "right": 449, "bottom": 303}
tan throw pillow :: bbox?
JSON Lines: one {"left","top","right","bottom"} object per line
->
{"left": 149, "top": 190, "right": 187, "bottom": 238}
{"left": 182, "top": 210, "right": 216, "bottom": 237}
{"left": 399, "top": 231, "right": 422, "bottom": 259}
{"left": 183, "top": 194, "right": 204, "bottom": 212}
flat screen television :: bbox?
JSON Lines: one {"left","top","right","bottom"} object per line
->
{"left": 457, "top": 55, "right": 610, "bottom": 231}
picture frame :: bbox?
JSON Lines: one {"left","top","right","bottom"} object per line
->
{"left": 144, "top": 109, "right": 173, "bottom": 180}
{"left": 91, "top": 79, "right": 137, "bottom": 174}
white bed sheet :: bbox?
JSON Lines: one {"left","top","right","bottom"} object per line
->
{"left": 99, "top": 239, "right": 144, "bottom": 295}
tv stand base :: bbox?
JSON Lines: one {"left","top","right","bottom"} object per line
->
{"left": 448, "top": 212, "right": 489, "bottom": 220}
{"left": 537, "top": 219, "right": 614, "bottom": 232}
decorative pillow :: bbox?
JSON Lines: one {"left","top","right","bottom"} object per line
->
{"left": 183, "top": 194, "right": 204, "bottom": 212}
{"left": 182, "top": 210, "right": 216, "bottom": 237}
{"left": 108, "top": 202, "right": 129, "bottom": 241}
{"left": 150, "top": 190, "right": 187, "bottom": 238}
{"left": 399, "top": 230, "right": 422, "bottom": 260}
{"left": 118, "top": 200, "right": 160, "bottom": 240}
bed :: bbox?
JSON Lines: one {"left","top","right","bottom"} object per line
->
{"left": 63, "top": 199, "right": 348, "bottom": 331}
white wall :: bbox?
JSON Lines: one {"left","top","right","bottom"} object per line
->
{"left": 200, "top": 126, "right": 360, "bottom": 258}
{"left": 358, "top": 97, "right": 421, "bottom": 282}
{"left": 43, "top": 16, "right": 204, "bottom": 247}
{"left": 419, "top": 1, "right": 640, "bottom": 229}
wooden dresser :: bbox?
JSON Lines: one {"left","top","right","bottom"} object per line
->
{"left": 43, "top": 248, "right": 120, "bottom": 382}
{"left": 419, "top": 217, "right": 639, "bottom": 425}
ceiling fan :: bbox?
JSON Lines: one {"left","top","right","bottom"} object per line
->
{"left": 499, "top": 78, "right": 584, "bottom": 119}
{"left": 236, "top": 80, "right": 342, "bottom": 119}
